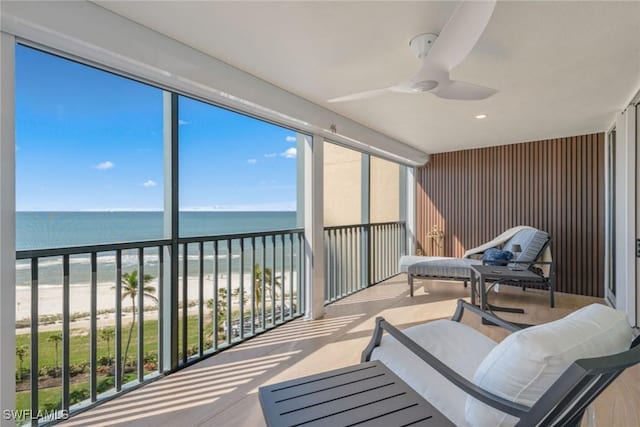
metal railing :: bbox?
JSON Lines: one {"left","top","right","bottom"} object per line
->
{"left": 324, "top": 221, "right": 405, "bottom": 304}
{"left": 15, "top": 228, "right": 305, "bottom": 425}
{"left": 176, "top": 229, "right": 305, "bottom": 361}
{"left": 370, "top": 222, "right": 406, "bottom": 285}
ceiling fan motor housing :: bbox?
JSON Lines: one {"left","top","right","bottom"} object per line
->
{"left": 409, "top": 33, "right": 438, "bottom": 58}
{"left": 412, "top": 80, "right": 439, "bottom": 92}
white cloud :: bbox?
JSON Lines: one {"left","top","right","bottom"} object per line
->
{"left": 285, "top": 135, "right": 297, "bottom": 143}
{"left": 264, "top": 152, "right": 277, "bottom": 158}
{"left": 178, "top": 119, "right": 189, "bottom": 125}
{"left": 142, "top": 180, "right": 157, "bottom": 188}
{"left": 181, "top": 202, "right": 296, "bottom": 212}
{"left": 281, "top": 147, "right": 297, "bottom": 158}
{"left": 95, "top": 161, "right": 114, "bottom": 170}
{"left": 247, "top": 158, "right": 257, "bottom": 165}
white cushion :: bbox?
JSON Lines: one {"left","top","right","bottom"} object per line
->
{"left": 372, "top": 319, "right": 497, "bottom": 427}
{"left": 399, "top": 255, "right": 454, "bottom": 273}
{"left": 466, "top": 304, "right": 633, "bottom": 427}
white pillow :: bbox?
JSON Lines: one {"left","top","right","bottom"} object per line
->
{"left": 465, "top": 304, "right": 633, "bottom": 427}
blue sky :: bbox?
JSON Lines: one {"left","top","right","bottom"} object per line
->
{"left": 15, "top": 45, "right": 298, "bottom": 211}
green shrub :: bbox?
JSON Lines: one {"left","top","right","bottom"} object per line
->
{"left": 68, "top": 363, "right": 88, "bottom": 377}
{"left": 39, "top": 365, "right": 61, "bottom": 378}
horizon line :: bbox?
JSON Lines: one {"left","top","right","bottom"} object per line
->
{"left": 16, "top": 209, "right": 297, "bottom": 213}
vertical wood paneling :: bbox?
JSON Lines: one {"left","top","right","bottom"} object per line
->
{"left": 416, "top": 133, "right": 605, "bottom": 297}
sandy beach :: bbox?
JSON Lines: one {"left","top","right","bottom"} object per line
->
{"left": 16, "top": 271, "right": 298, "bottom": 324}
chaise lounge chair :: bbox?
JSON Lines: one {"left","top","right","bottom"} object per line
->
{"left": 362, "top": 300, "right": 639, "bottom": 427}
{"left": 399, "top": 226, "right": 552, "bottom": 298}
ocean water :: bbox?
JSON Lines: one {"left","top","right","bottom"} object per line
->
{"left": 16, "top": 211, "right": 299, "bottom": 286}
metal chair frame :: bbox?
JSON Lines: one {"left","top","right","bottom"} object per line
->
{"left": 362, "top": 299, "right": 640, "bottom": 427}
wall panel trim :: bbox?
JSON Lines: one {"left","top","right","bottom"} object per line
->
{"left": 416, "top": 133, "right": 605, "bottom": 297}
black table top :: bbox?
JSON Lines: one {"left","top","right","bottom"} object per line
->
{"left": 259, "top": 361, "right": 454, "bottom": 427}
{"left": 470, "top": 264, "right": 544, "bottom": 281}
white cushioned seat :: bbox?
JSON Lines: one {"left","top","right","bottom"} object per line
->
{"left": 399, "top": 256, "right": 482, "bottom": 279}
{"left": 371, "top": 319, "right": 497, "bottom": 426}
{"left": 465, "top": 304, "right": 633, "bottom": 427}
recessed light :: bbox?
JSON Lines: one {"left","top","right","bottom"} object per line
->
{"left": 475, "top": 114, "right": 487, "bottom": 119}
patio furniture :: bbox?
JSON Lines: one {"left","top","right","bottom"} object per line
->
{"left": 259, "top": 360, "right": 454, "bottom": 426}
{"left": 362, "top": 300, "right": 639, "bottom": 427}
{"left": 400, "top": 226, "right": 551, "bottom": 297}
{"left": 470, "top": 264, "right": 553, "bottom": 327}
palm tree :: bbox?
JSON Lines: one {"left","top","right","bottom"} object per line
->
{"left": 99, "top": 328, "right": 115, "bottom": 363}
{"left": 15, "top": 345, "right": 28, "bottom": 381}
{"left": 118, "top": 270, "right": 156, "bottom": 376}
{"left": 47, "top": 332, "right": 62, "bottom": 369}
{"left": 253, "top": 264, "right": 282, "bottom": 324}
{"left": 206, "top": 288, "right": 229, "bottom": 335}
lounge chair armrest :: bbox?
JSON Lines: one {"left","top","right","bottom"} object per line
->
{"left": 510, "top": 260, "right": 553, "bottom": 265}
{"left": 361, "top": 316, "right": 530, "bottom": 418}
{"left": 480, "top": 260, "right": 553, "bottom": 267}
{"left": 451, "top": 299, "right": 522, "bottom": 333}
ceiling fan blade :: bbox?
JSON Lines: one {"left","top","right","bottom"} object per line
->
{"left": 327, "top": 87, "right": 392, "bottom": 103}
{"left": 434, "top": 80, "right": 497, "bottom": 100}
{"left": 428, "top": 0, "right": 496, "bottom": 70}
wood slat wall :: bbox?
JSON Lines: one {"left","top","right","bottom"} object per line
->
{"left": 416, "top": 133, "right": 605, "bottom": 297}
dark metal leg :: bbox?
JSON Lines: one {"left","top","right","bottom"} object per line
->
{"left": 409, "top": 274, "right": 414, "bottom": 297}
{"left": 481, "top": 281, "right": 529, "bottom": 327}
{"left": 486, "top": 304, "right": 526, "bottom": 314}
{"left": 480, "top": 278, "right": 500, "bottom": 326}
{"left": 470, "top": 272, "right": 476, "bottom": 306}
{"left": 463, "top": 280, "right": 468, "bottom": 288}
{"left": 484, "top": 281, "right": 525, "bottom": 314}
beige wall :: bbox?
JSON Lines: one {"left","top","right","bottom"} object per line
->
{"left": 370, "top": 156, "right": 400, "bottom": 223}
{"left": 323, "top": 142, "right": 362, "bottom": 226}
{"left": 324, "top": 142, "right": 401, "bottom": 226}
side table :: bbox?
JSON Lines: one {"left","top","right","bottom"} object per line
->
{"left": 470, "top": 264, "right": 546, "bottom": 327}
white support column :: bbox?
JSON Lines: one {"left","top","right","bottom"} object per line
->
{"left": 296, "top": 134, "right": 306, "bottom": 228}
{"left": 405, "top": 167, "right": 417, "bottom": 256}
{"left": 361, "top": 153, "right": 370, "bottom": 225}
{"left": 361, "top": 154, "right": 370, "bottom": 286}
{"left": 614, "top": 106, "right": 637, "bottom": 325}
{"left": 304, "top": 135, "right": 325, "bottom": 319}
{"left": 0, "top": 32, "right": 16, "bottom": 426}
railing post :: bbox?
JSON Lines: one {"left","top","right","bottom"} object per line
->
{"left": 365, "top": 223, "right": 372, "bottom": 287}
{"left": 29, "top": 259, "right": 38, "bottom": 426}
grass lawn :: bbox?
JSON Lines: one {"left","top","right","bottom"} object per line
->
{"left": 15, "top": 304, "right": 279, "bottom": 417}
{"left": 15, "top": 314, "right": 210, "bottom": 415}
{"left": 15, "top": 315, "right": 210, "bottom": 370}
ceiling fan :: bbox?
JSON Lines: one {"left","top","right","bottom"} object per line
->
{"left": 328, "top": 1, "right": 498, "bottom": 103}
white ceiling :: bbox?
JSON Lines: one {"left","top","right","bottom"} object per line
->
{"left": 96, "top": 1, "right": 640, "bottom": 154}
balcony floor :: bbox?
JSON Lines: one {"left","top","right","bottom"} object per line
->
{"left": 61, "top": 275, "right": 639, "bottom": 427}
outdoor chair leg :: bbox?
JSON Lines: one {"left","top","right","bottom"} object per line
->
{"left": 409, "top": 274, "right": 414, "bottom": 297}
{"left": 463, "top": 281, "right": 468, "bottom": 288}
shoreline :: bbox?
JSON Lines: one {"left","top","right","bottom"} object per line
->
{"left": 16, "top": 271, "right": 297, "bottom": 321}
